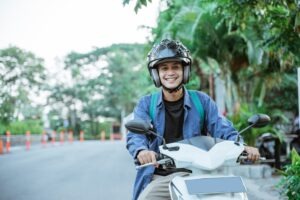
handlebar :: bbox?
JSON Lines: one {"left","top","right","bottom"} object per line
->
{"left": 135, "top": 158, "right": 173, "bottom": 169}
{"left": 237, "top": 155, "right": 266, "bottom": 163}
{"left": 134, "top": 154, "right": 164, "bottom": 166}
{"left": 135, "top": 154, "right": 174, "bottom": 169}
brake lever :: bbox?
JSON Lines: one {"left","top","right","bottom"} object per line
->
{"left": 238, "top": 155, "right": 266, "bottom": 163}
{"left": 135, "top": 158, "right": 172, "bottom": 170}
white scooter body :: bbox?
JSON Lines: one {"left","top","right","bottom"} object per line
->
{"left": 159, "top": 139, "right": 248, "bottom": 200}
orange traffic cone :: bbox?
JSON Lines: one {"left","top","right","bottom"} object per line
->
{"left": 0, "top": 137, "right": 3, "bottom": 154}
{"left": 41, "top": 131, "right": 47, "bottom": 148}
{"left": 80, "top": 131, "right": 84, "bottom": 142}
{"left": 25, "top": 131, "right": 31, "bottom": 150}
{"left": 68, "top": 130, "right": 73, "bottom": 144}
{"left": 51, "top": 130, "right": 56, "bottom": 146}
{"left": 6, "top": 131, "right": 11, "bottom": 153}
{"left": 101, "top": 131, "right": 105, "bottom": 141}
{"left": 60, "top": 131, "right": 64, "bottom": 145}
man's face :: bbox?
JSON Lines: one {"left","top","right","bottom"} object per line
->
{"left": 157, "top": 61, "right": 183, "bottom": 89}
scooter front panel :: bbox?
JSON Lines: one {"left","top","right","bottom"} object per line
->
{"left": 160, "top": 141, "right": 244, "bottom": 170}
{"left": 169, "top": 175, "right": 248, "bottom": 200}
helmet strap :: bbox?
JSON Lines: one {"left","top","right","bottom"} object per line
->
{"left": 162, "top": 83, "right": 183, "bottom": 93}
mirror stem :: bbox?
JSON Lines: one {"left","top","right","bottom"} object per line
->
{"left": 148, "top": 130, "right": 179, "bottom": 151}
{"left": 148, "top": 130, "right": 168, "bottom": 149}
{"left": 235, "top": 123, "right": 255, "bottom": 144}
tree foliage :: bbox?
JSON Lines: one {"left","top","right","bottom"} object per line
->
{"left": 122, "top": 0, "right": 299, "bottom": 146}
{"left": 0, "top": 46, "right": 46, "bottom": 124}
{"left": 123, "top": 0, "right": 154, "bottom": 13}
{"left": 48, "top": 43, "right": 153, "bottom": 135}
{"left": 0, "top": 119, "right": 43, "bottom": 135}
{"left": 64, "top": 43, "right": 153, "bottom": 119}
{"left": 125, "top": 0, "right": 299, "bottom": 114}
{"left": 278, "top": 149, "right": 300, "bottom": 200}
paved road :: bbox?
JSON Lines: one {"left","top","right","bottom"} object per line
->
{"left": 0, "top": 140, "right": 284, "bottom": 200}
{"left": 0, "top": 141, "right": 136, "bottom": 200}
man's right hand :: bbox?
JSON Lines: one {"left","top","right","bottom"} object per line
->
{"left": 137, "top": 150, "right": 157, "bottom": 165}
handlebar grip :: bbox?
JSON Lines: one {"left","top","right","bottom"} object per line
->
{"left": 135, "top": 162, "right": 156, "bottom": 169}
{"left": 134, "top": 154, "right": 167, "bottom": 170}
{"left": 135, "top": 158, "right": 172, "bottom": 170}
{"left": 259, "top": 157, "right": 266, "bottom": 161}
{"left": 238, "top": 155, "right": 266, "bottom": 162}
{"left": 134, "top": 153, "right": 163, "bottom": 166}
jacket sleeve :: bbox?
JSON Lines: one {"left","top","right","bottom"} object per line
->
{"left": 200, "top": 92, "right": 240, "bottom": 141}
{"left": 126, "top": 95, "right": 152, "bottom": 159}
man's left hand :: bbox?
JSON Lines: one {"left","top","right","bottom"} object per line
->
{"left": 244, "top": 146, "right": 260, "bottom": 162}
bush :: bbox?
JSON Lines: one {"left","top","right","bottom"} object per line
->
{"left": 277, "top": 149, "right": 300, "bottom": 200}
{"left": 227, "top": 103, "right": 284, "bottom": 146}
{"left": 0, "top": 124, "right": 7, "bottom": 135}
{"left": 0, "top": 120, "right": 43, "bottom": 135}
{"left": 80, "top": 121, "right": 112, "bottom": 137}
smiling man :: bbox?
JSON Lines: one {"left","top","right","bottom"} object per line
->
{"left": 126, "top": 39, "right": 260, "bottom": 200}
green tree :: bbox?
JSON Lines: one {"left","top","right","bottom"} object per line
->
{"left": 278, "top": 149, "right": 300, "bottom": 200}
{"left": 48, "top": 43, "right": 153, "bottom": 135}
{"left": 124, "top": 0, "right": 299, "bottom": 114}
{"left": 64, "top": 43, "right": 152, "bottom": 120}
{"left": 0, "top": 46, "right": 46, "bottom": 124}
{"left": 123, "top": 0, "right": 299, "bottom": 145}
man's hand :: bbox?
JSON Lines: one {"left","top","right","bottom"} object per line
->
{"left": 137, "top": 150, "right": 157, "bottom": 166}
{"left": 244, "top": 146, "right": 260, "bottom": 162}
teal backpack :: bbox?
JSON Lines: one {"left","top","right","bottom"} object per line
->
{"left": 149, "top": 90, "right": 205, "bottom": 132}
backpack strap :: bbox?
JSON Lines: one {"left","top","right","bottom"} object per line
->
{"left": 188, "top": 90, "right": 205, "bottom": 132}
{"left": 150, "top": 90, "right": 205, "bottom": 132}
{"left": 150, "top": 92, "right": 159, "bottom": 121}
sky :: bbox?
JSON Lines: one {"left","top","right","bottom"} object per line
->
{"left": 0, "top": 0, "right": 160, "bottom": 117}
{"left": 0, "top": 0, "right": 159, "bottom": 67}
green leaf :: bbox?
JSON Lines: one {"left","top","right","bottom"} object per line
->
{"left": 291, "top": 148, "right": 300, "bottom": 164}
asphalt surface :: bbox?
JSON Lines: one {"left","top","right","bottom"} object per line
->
{"left": 0, "top": 141, "right": 136, "bottom": 200}
{"left": 0, "top": 140, "right": 286, "bottom": 200}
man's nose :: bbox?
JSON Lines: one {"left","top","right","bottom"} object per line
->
{"left": 166, "top": 68, "right": 176, "bottom": 74}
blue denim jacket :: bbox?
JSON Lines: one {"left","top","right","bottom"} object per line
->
{"left": 126, "top": 89, "right": 239, "bottom": 200}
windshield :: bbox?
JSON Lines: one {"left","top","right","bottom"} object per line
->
{"left": 177, "top": 136, "right": 224, "bottom": 151}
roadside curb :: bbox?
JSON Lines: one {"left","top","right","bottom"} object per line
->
{"left": 243, "top": 176, "right": 284, "bottom": 200}
{"left": 229, "top": 164, "right": 273, "bottom": 179}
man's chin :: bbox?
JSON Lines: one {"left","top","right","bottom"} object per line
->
{"left": 162, "top": 84, "right": 180, "bottom": 90}
{"left": 163, "top": 85, "right": 176, "bottom": 89}
{"left": 162, "top": 82, "right": 179, "bottom": 88}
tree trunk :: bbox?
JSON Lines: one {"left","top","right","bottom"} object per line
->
{"left": 89, "top": 112, "right": 95, "bottom": 135}
{"left": 194, "top": 59, "right": 209, "bottom": 92}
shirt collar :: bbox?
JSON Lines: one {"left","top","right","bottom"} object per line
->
{"left": 157, "top": 86, "right": 192, "bottom": 109}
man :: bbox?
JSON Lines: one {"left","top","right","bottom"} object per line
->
{"left": 126, "top": 39, "right": 260, "bottom": 200}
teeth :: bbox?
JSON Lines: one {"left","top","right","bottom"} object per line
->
{"left": 166, "top": 78, "right": 176, "bottom": 80}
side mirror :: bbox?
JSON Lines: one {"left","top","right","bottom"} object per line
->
{"left": 248, "top": 114, "right": 271, "bottom": 128}
{"left": 125, "top": 119, "right": 152, "bottom": 134}
{"left": 235, "top": 113, "right": 271, "bottom": 144}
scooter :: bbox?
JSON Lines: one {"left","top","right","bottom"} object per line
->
{"left": 126, "top": 114, "right": 270, "bottom": 200}
{"left": 256, "top": 116, "right": 300, "bottom": 169}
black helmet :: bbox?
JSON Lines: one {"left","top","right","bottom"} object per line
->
{"left": 147, "top": 39, "right": 192, "bottom": 87}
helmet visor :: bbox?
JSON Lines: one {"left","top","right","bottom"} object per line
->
{"left": 149, "top": 57, "right": 190, "bottom": 69}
